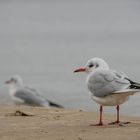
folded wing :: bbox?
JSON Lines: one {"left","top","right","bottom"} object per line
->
{"left": 87, "top": 69, "right": 134, "bottom": 97}
{"left": 15, "top": 88, "right": 49, "bottom": 107}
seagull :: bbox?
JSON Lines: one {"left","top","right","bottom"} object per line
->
{"left": 74, "top": 57, "right": 140, "bottom": 126}
{"left": 5, "top": 75, "right": 63, "bottom": 108}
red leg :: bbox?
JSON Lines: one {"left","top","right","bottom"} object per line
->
{"left": 116, "top": 105, "right": 120, "bottom": 123}
{"left": 90, "top": 105, "right": 103, "bottom": 126}
{"left": 109, "top": 105, "right": 130, "bottom": 125}
{"left": 99, "top": 105, "right": 103, "bottom": 125}
{"left": 109, "top": 105, "right": 120, "bottom": 125}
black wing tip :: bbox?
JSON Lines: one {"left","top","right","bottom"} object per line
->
{"left": 48, "top": 101, "right": 64, "bottom": 108}
{"left": 125, "top": 78, "right": 140, "bottom": 89}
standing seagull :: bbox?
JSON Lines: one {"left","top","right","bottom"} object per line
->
{"left": 74, "top": 57, "right": 140, "bottom": 126}
{"left": 5, "top": 75, "right": 63, "bottom": 108}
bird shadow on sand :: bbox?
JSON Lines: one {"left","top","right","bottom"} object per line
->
{"left": 89, "top": 121, "right": 140, "bottom": 128}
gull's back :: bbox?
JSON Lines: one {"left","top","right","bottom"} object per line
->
{"left": 15, "top": 87, "right": 49, "bottom": 107}
{"left": 86, "top": 69, "right": 130, "bottom": 97}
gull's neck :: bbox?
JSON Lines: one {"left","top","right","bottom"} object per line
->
{"left": 9, "top": 82, "right": 24, "bottom": 95}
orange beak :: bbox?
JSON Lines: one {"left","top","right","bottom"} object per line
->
{"left": 74, "top": 68, "right": 86, "bottom": 73}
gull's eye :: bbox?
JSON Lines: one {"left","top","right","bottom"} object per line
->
{"left": 89, "top": 64, "right": 94, "bottom": 68}
{"left": 11, "top": 78, "right": 16, "bottom": 83}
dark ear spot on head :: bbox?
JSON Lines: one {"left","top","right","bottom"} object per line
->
{"left": 96, "top": 63, "right": 99, "bottom": 68}
{"left": 11, "top": 78, "right": 14, "bottom": 81}
{"left": 11, "top": 78, "right": 17, "bottom": 83}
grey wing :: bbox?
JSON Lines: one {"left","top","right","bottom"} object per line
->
{"left": 87, "top": 70, "right": 131, "bottom": 97}
{"left": 25, "top": 86, "right": 42, "bottom": 96}
{"left": 15, "top": 88, "right": 48, "bottom": 107}
{"left": 23, "top": 87, "right": 64, "bottom": 108}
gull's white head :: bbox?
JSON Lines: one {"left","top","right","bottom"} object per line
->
{"left": 5, "top": 75, "right": 24, "bottom": 87}
{"left": 74, "top": 57, "right": 109, "bottom": 74}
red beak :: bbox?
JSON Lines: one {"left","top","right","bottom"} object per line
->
{"left": 5, "top": 80, "right": 10, "bottom": 84}
{"left": 74, "top": 68, "right": 86, "bottom": 73}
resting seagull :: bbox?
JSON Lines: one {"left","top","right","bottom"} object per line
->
{"left": 5, "top": 75, "right": 63, "bottom": 108}
{"left": 74, "top": 57, "right": 140, "bottom": 126}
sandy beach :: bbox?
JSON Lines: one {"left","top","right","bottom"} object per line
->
{"left": 0, "top": 106, "right": 139, "bottom": 140}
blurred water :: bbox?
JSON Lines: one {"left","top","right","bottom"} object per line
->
{"left": 0, "top": 0, "right": 140, "bottom": 116}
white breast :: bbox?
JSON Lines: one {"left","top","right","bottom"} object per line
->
{"left": 90, "top": 93, "right": 130, "bottom": 106}
{"left": 9, "top": 86, "right": 24, "bottom": 105}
